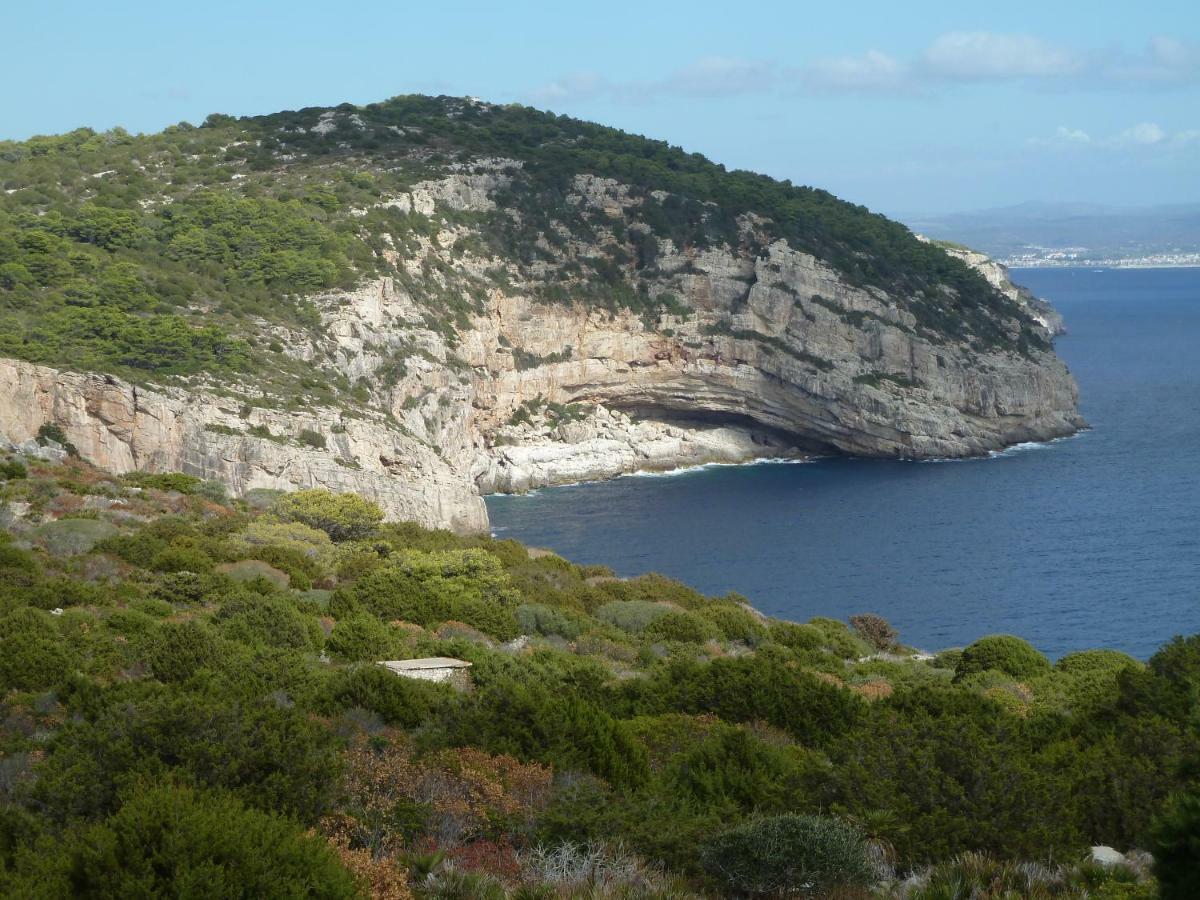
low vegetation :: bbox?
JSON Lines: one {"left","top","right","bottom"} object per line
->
{"left": 0, "top": 452, "right": 1194, "bottom": 897}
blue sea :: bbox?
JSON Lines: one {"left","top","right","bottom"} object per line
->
{"left": 487, "top": 268, "right": 1200, "bottom": 659}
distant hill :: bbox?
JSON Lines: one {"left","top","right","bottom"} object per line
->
{"left": 905, "top": 201, "right": 1200, "bottom": 264}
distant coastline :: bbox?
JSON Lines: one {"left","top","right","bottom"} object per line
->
{"left": 1006, "top": 260, "right": 1200, "bottom": 270}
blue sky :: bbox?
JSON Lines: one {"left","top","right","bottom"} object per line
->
{"left": 4, "top": 0, "right": 1198, "bottom": 214}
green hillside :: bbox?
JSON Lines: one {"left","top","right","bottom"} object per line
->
{"left": 0, "top": 449, "right": 1193, "bottom": 897}
{"left": 0, "top": 96, "right": 1046, "bottom": 398}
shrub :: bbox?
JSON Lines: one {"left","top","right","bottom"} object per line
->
{"left": 31, "top": 518, "right": 118, "bottom": 556}
{"left": 516, "top": 603, "right": 585, "bottom": 640}
{"left": 809, "top": 617, "right": 871, "bottom": 659}
{"left": 328, "top": 664, "right": 451, "bottom": 727}
{"left": 1056, "top": 648, "right": 1141, "bottom": 676}
{"left": 0, "top": 608, "right": 73, "bottom": 690}
{"left": 218, "top": 559, "right": 291, "bottom": 590}
{"left": 345, "top": 549, "right": 520, "bottom": 639}
{"left": 955, "top": 634, "right": 1051, "bottom": 681}
{"left": 769, "top": 620, "right": 826, "bottom": 652}
{"left": 243, "top": 488, "right": 285, "bottom": 510}
{"left": 595, "top": 600, "right": 673, "bottom": 634}
{"left": 145, "top": 620, "right": 220, "bottom": 683}
{"left": 445, "top": 679, "right": 649, "bottom": 788}
{"left": 215, "top": 592, "right": 322, "bottom": 651}
{"left": 297, "top": 429, "right": 327, "bottom": 449}
{"left": 850, "top": 613, "right": 899, "bottom": 652}
{"left": 31, "top": 691, "right": 341, "bottom": 824}
{"left": 326, "top": 614, "right": 394, "bottom": 662}
{"left": 36, "top": 423, "right": 79, "bottom": 456}
{"left": 1152, "top": 787, "right": 1200, "bottom": 899}
{"left": 6, "top": 783, "right": 358, "bottom": 898}
{"left": 700, "top": 813, "right": 873, "bottom": 896}
{"left": 0, "top": 459, "right": 27, "bottom": 480}
{"left": 632, "top": 653, "right": 863, "bottom": 747}
{"left": 149, "top": 543, "right": 216, "bottom": 574}
{"left": 642, "top": 609, "right": 721, "bottom": 644}
{"left": 122, "top": 471, "right": 203, "bottom": 494}
{"left": 696, "top": 603, "right": 768, "bottom": 645}
{"left": 151, "top": 571, "right": 224, "bottom": 606}
{"left": 271, "top": 489, "right": 383, "bottom": 542}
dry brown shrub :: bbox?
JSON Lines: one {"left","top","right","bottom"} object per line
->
{"left": 813, "top": 670, "right": 845, "bottom": 687}
{"left": 852, "top": 679, "right": 894, "bottom": 701}
{"left": 319, "top": 829, "right": 413, "bottom": 900}
{"left": 336, "top": 734, "right": 553, "bottom": 853}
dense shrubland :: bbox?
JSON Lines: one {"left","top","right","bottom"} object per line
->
{"left": 0, "top": 452, "right": 1194, "bottom": 897}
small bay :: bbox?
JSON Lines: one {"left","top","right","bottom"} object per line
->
{"left": 487, "top": 267, "right": 1200, "bottom": 658}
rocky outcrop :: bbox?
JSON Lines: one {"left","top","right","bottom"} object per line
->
{"left": 920, "top": 238, "right": 1067, "bottom": 335}
{"left": 0, "top": 170, "right": 1084, "bottom": 532}
{"left": 0, "top": 359, "right": 487, "bottom": 532}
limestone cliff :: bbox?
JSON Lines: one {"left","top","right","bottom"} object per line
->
{"left": 0, "top": 101, "right": 1085, "bottom": 531}
{"left": 0, "top": 170, "right": 1082, "bottom": 529}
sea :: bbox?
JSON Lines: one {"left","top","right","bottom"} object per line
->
{"left": 487, "top": 268, "right": 1200, "bottom": 659}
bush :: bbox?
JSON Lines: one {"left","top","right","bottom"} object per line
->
{"left": 850, "top": 613, "right": 899, "bottom": 652}
{"left": 0, "top": 607, "right": 73, "bottom": 690}
{"left": 6, "top": 783, "right": 358, "bottom": 898}
{"left": 1152, "top": 787, "right": 1200, "bottom": 899}
{"left": 631, "top": 653, "right": 862, "bottom": 747}
{"left": 218, "top": 559, "right": 291, "bottom": 590}
{"left": 700, "top": 813, "right": 873, "bottom": 896}
{"left": 297, "top": 429, "right": 327, "bottom": 449}
{"left": 151, "top": 571, "right": 225, "bottom": 606}
{"left": 31, "top": 518, "right": 118, "bottom": 556}
{"left": 0, "top": 459, "right": 27, "bottom": 480}
{"left": 696, "top": 603, "right": 767, "bottom": 645}
{"left": 642, "top": 609, "right": 720, "bottom": 644}
{"left": 595, "top": 600, "right": 673, "bottom": 634}
{"left": 955, "top": 634, "right": 1051, "bottom": 681}
{"left": 809, "top": 617, "right": 871, "bottom": 659}
{"left": 271, "top": 489, "right": 383, "bottom": 542}
{"left": 122, "top": 471, "right": 203, "bottom": 494}
{"left": 31, "top": 691, "right": 341, "bottom": 825}
{"left": 326, "top": 614, "right": 394, "bottom": 662}
{"left": 36, "top": 423, "right": 79, "bottom": 456}
{"left": 1056, "top": 648, "right": 1140, "bottom": 676}
{"left": 215, "top": 592, "right": 322, "bottom": 651}
{"left": 769, "top": 621, "right": 826, "bottom": 652}
{"left": 327, "top": 664, "right": 451, "bottom": 727}
{"left": 344, "top": 549, "right": 520, "bottom": 640}
{"left": 145, "top": 621, "right": 221, "bottom": 683}
{"left": 445, "top": 679, "right": 649, "bottom": 788}
{"left": 516, "top": 603, "right": 585, "bottom": 640}
{"left": 149, "top": 543, "right": 216, "bottom": 574}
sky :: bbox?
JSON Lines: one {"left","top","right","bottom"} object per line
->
{"left": 4, "top": 0, "right": 1198, "bottom": 215}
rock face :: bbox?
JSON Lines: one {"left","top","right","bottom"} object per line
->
{"left": 0, "top": 358, "right": 487, "bottom": 532}
{"left": 921, "top": 238, "right": 1067, "bottom": 336}
{"left": 0, "top": 169, "right": 1084, "bottom": 532}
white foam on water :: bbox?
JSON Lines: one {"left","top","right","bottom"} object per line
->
{"left": 917, "top": 430, "right": 1083, "bottom": 463}
{"left": 620, "top": 455, "right": 813, "bottom": 480}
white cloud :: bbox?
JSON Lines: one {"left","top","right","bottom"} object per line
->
{"left": 1030, "top": 122, "right": 1196, "bottom": 149}
{"left": 527, "top": 73, "right": 609, "bottom": 105}
{"left": 1106, "top": 36, "right": 1200, "bottom": 85}
{"left": 921, "top": 32, "right": 1085, "bottom": 79}
{"left": 1028, "top": 126, "right": 1092, "bottom": 147}
{"left": 1109, "top": 122, "right": 1167, "bottom": 146}
{"left": 659, "top": 57, "right": 777, "bottom": 97}
{"left": 527, "top": 57, "right": 776, "bottom": 105}
{"left": 800, "top": 50, "right": 912, "bottom": 93}
{"left": 525, "top": 34, "right": 1200, "bottom": 107}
